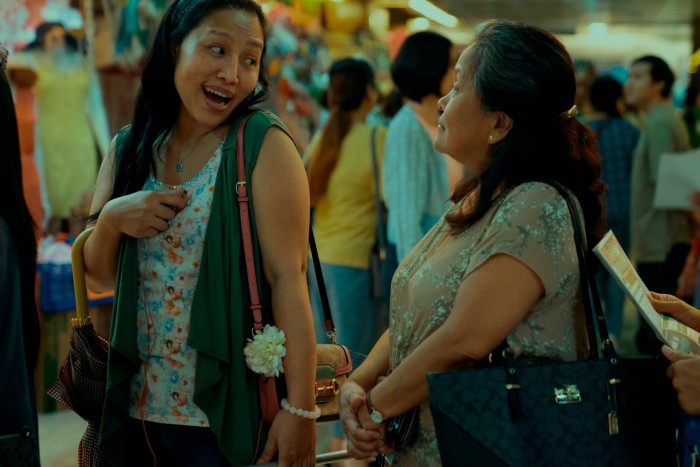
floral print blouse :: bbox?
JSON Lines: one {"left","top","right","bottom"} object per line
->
{"left": 389, "top": 182, "right": 588, "bottom": 466}
{"left": 128, "top": 143, "right": 223, "bottom": 426}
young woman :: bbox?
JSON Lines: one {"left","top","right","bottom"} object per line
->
{"left": 83, "top": 1, "right": 316, "bottom": 465}
{"left": 340, "top": 20, "right": 606, "bottom": 465}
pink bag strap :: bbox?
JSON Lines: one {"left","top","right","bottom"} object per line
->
{"left": 235, "top": 114, "right": 264, "bottom": 331}
{"left": 235, "top": 112, "right": 340, "bottom": 339}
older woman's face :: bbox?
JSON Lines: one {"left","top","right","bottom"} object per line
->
{"left": 435, "top": 49, "right": 498, "bottom": 175}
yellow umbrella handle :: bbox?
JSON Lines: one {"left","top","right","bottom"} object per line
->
{"left": 71, "top": 227, "right": 94, "bottom": 326}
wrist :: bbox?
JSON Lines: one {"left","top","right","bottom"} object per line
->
{"left": 280, "top": 398, "right": 321, "bottom": 420}
{"left": 365, "top": 390, "right": 387, "bottom": 424}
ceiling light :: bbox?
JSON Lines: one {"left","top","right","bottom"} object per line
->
{"left": 408, "top": 17, "right": 431, "bottom": 31}
{"left": 408, "top": 0, "right": 458, "bottom": 28}
{"left": 587, "top": 22, "right": 608, "bottom": 36}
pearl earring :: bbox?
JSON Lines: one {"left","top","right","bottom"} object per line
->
{"left": 488, "top": 134, "right": 495, "bottom": 143}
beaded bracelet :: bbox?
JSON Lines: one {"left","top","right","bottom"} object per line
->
{"left": 280, "top": 398, "right": 321, "bottom": 420}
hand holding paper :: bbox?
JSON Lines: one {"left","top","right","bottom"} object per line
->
{"left": 593, "top": 230, "right": 700, "bottom": 355}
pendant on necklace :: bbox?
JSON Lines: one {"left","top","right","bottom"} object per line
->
{"left": 176, "top": 160, "right": 183, "bottom": 173}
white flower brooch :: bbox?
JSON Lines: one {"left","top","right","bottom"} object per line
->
{"left": 243, "top": 324, "right": 287, "bottom": 377}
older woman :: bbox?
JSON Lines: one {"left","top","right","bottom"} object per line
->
{"left": 339, "top": 20, "right": 606, "bottom": 465}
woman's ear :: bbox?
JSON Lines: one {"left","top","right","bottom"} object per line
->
{"left": 489, "top": 111, "right": 513, "bottom": 144}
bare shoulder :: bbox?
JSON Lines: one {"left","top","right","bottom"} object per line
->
{"left": 259, "top": 126, "right": 299, "bottom": 160}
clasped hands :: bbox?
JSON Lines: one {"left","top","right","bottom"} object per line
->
{"left": 339, "top": 381, "right": 395, "bottom": 460}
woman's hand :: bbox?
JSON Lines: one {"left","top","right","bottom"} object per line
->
{"left": 662, "top": 345, "right": 700, "bottom": 415}
{"left": 257, "top": 409, "right": 316, "bottom": 467}
{"left": 100, "top": 188, "right": 190, "bottom": 238}
{"left": 648, "top": 292, "right": 700, "bottom": 333}
{"left": 339, "top": 381, "right": 384, "bottom": 459}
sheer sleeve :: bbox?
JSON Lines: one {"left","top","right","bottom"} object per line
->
{"left": 463, "top": 182, "right": 579, "bottom": 298}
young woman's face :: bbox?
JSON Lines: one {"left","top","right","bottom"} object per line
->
{"left": 435, "top": 49, "right": 497, "bottom": 175}
{"left": 173, "top": 8, "right": 264, "bottom": 131}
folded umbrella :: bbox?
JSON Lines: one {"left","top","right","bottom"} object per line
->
{"left": 47, "top": 227, "right": 109, "bottom": 466}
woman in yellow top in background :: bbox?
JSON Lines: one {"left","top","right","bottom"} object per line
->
{"left": 305, "top": 57, "right": 388, "bottom": 459}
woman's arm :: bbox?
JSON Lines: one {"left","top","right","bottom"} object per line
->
{"left": 358, "top": 253, "right": 544, "bottom": 425}
{"left": 83, "top": 136, "right": 189, "bottom": 292}
{"left": 251, "top": 127, "right": 316, "bottom": 466}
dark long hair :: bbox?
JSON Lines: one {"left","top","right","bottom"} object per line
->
{"left": 102, "top": 0, "right": 269, "bottom": 207}
{"left": 308, "top": 58, "right": 375, "bottom": 206}
{"left": 0, "top": 68, "right": 39, "bottom": 373}
{"left": 26, "top": 22, "right": 80, "bottom": 52}
{"left": 446, "top": 20, "right": 606, "bottom": 245}
{"left": 590, "top": 76, "right": 623, "bottom": 118}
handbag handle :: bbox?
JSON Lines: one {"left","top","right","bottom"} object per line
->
{"left": 540, "top": 180, "right": 619, "bottom": 366}
{"left": 500, "top": 181, "right": 621, "bottom": 423}
{"left": 235, "top": 114, "right": 339, "bottom": 340}
{"left": 369, "top": 127, "right": 386, "bottom": 258}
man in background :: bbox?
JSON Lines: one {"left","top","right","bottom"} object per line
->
{"left": 625, "top": 55, "right": 692, "bottom": 354}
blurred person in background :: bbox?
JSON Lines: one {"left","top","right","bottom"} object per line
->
{"left": 14, "top": 21, "right": 110, "bottom": 234}
{"left": 0, "top": 46, "right": 41, "bottom": 467}
{"left": 585, "top": 75, "right": 640, "bottom": 346}
{"left": 382, "top": 31, "right": 461, "bottom": 265}
{"left": 683, "top": 82, "right": 700, "bottom": 149}
{"left": 6, "top": 62, "right": 44, "bottom": 234}
{"left": 305, "top": 57, "right": 387, "bottom": 463}
{"left": 625, "top": 55, "right": 691, "bottom": 355}
{"left": 306, "top": 57, "right": 387, "bottom": 362}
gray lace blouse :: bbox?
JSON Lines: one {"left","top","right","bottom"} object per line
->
{"left": 388, "top": 182, "right": 588, "bottom": 466}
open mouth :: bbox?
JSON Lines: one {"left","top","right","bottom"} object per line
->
{"left": 203, "top": 86, "right": 232, "bottom": 106}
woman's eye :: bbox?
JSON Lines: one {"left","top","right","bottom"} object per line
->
{"left": 244, "top": 57, "right": 259, "bottom": 67}
{"left": 211, "top": 46, "right": 224, "bottom": 55}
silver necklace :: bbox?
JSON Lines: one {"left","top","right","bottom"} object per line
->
{"left": 172, "top": 132, "right": 208, "bottom": 173}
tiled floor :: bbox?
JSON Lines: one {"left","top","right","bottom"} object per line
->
{"left": 37, "top": 410, "right": 342, "bottom": 466}
{"left": 38, "top": 410, "right": 85, "bottom": 467}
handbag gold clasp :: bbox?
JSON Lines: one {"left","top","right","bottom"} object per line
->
{"left": 554, "top": 384, "right": 582, "bottom": 404}
{"left": 315, "top": 379, "right": 340, "bottom": 397}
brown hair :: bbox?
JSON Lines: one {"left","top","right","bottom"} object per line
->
{"left": 308, "top": 58, "right": 375, "bottom": 206}
{"left": 445, "top": 21, "right": 606, "bottom": 246}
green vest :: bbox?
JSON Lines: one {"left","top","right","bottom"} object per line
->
{"left": 100, "top": 111, "right": 290, "bottom": 466}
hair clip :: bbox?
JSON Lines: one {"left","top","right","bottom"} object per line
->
{"left": 559, "top": 105, "right": 578, "bottom": 121}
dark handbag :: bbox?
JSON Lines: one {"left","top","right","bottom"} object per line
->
{"left": 384, "top": 405, "right": 420, "bottom": 452}
{"left": 0, "top": 427, "right": 36, "bottom": 467}
{"left": 368, "top": 127, "right": 390, "bottom": 300}
{"left": 46, "top": 227, "right": 110, "bottom": 467}
{"left": 427, "top": 180, "right": 679, "bottom": 466}
{"left": 235, "top": 114, "right": 352, "bottom": 424}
